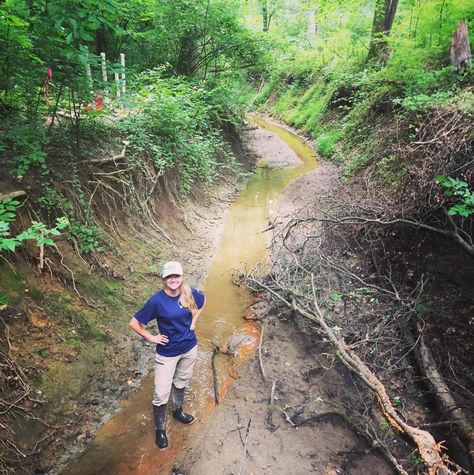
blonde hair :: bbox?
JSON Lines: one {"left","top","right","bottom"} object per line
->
{"left": 179, "top": 284, "right": 198, "bottom": 316}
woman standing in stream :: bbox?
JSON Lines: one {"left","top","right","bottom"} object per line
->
{"left": 129, "top": 261, "right": 206, "bottom": 449}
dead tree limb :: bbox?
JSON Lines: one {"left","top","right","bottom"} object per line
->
{"left": 243, "top": 272, "right": 455, "bottom": 475}
{"left": 415, "top": 324, "right": 474, "bottom": 470}
{"left": 258, "top": 324, "right": 278, "bottom": 430}
{"left": 258, "top": 324, "right": 268, "bottom": 382}
{"left": 211, "top": 347, "right": 219, "bottom": 405}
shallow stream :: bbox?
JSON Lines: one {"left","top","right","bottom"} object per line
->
{"left": 63, "top": 117, "right": 318, "bottom": 475}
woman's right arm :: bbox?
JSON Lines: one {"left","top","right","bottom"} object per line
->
{"left": 129, "top": 317, "right": 169, "bottom": 345}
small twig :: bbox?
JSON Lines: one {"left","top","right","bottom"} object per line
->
{"left": 211, "top": 347, "right": 220, "bottom": 405}
{"left": 280, "top": 407, "right": 296, "bottom": 427}
{"left": 258, "top": 323, "right": 268, "bottom": 382}
{"left": 219, "top": 424, "right": 244, "bottom": 446}
{"left": 237, "top": 419, "right": 252, "bottom": 475}
{"left": 267, "top": 378, "right": 277, "bottom": 429}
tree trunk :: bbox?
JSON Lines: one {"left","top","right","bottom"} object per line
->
{"left": 176, "top": 34, "right": 196, "bottom": 76}
{"left": 307, "top": 8, "right": 316, "bottom": 37}
{"left": 450, "top": 21, "right": 471, "bottom": 69}
{"left": 95, "top": 29, "right": 107, "bottom": 56}
{"left": 367, "top": 0, "right": 399, "bottom": 63}
{"left": 262, "top": 0, "right": 269, "bottom": 32}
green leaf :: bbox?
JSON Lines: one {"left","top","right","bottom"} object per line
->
{"left": 330, "top": 292, "right": 343, "bottom": 302}
{"left": 0, "top": 239, "right": 19, "bottom": 252}
{"left": 79, "top": 31, "right": 94, "bottom": 41}
{"left": 1, "top": 212, "right": 16, "bottom": 221}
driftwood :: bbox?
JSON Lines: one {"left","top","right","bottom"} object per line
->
{"left": 245, "top": 273, "right": 456, "bottom": 475}
{"left": 450, "top": 21, "right": 472, "bottom": 69}
{"left": 415, "top": 324, "right": 474, "bottom": 471}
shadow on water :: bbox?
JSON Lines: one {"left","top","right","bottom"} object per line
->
{"left": 62, "top": 116, "right": 318, "bottom": 475}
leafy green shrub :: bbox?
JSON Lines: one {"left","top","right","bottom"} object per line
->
{"left": 0, "top": 198, "right": 69, "bottom": 252}
{"left": 316, "top": 130, "right": 341, "bottom": 158}
{"left": 1, "top": 121, "right": 49, "bottom": 177}
{"left": 38, "top": 186, "right": 74, "bottom": 216}
{"left": 253, "top": 75, "right": 281, "bottom": 106}
{"left": 436, "top": 176, "right": 474, "bottom": 217}
{"left": 119, "top": 71, "right": 237, "bottom": 194}
{"left": 396, "top": 91, "right": 453, "bottom": 113}
{"left": 68, "top": 220, "right": 105, "bottom": 254}
{"left": 343, "top": 153, "right": 370, "bottom": 177}
{"left": 373, "top": 155, "right": 407, "bottom": 187}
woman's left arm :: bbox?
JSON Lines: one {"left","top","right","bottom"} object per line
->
{"left": 190, "top": 296, "right": 205, "bottom": 331}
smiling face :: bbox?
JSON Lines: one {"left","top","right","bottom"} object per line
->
{"left": 163, "top": 274, "right": 183, "bottom": 295}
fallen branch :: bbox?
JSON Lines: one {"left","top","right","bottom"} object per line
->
{"left": 267, "top": 378, "right": 277, "bottom": 430}
{"left": 258, "top": 324, "right": 278, "bottom": 430}
{"left": 258, "top": 324, "right": 268, "bottom": 382}
{"left": 317, "top": 214, "right": 474, "bottom": 259}
{"left": 415, "top": 323, "right": 474, "bottom": 470}
{"left": 243, "top": 272, "right": 455, "bottom": 475}
{"left": 280, "top": 407, "right": 296, "bottom": 427}
{"left": 219, "top": 424, "right": 245, "bottom": 446}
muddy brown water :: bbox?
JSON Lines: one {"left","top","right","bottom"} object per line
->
{"left": 62, "top": 117, "right": 318, "bottom": 475}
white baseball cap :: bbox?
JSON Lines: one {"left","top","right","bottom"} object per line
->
{"left": 162, "top": 261, "right": 184, "bottom": 278}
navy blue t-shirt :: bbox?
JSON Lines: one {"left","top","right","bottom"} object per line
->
{"left": 135, "top": 288, "right": 205, "bottom": 357}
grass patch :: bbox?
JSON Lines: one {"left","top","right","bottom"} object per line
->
{"left": 316, "top": 130, "right": 342, "bottom": 158}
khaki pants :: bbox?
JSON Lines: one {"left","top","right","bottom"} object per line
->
{"left": 152, "top": 345, "right": 198, "bottom": 406}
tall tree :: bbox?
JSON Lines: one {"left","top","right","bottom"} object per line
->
{"left": 367, "top": 0, "right": 399, "bottom": 63}
{"left": 259, "top": 0, "right": 279, "bottom": 32}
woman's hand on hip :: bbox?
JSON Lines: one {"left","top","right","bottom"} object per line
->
{"left": 150, "top": 334, "right": 169, "bottom": 345}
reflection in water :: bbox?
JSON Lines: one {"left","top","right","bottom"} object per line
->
{"left": 63, "top": 117, "right": 318, "bottom": 475}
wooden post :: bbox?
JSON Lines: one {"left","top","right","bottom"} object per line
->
{"left": 120, "top": 53, "right": 126, "bottom": 95}
{"left": 115, "top": 72, "right": 121, "bottom": 98}
{"left": 100, "top": 52, "right": 108, "bottom": 83}
{"left": 450, "top": 21, "right": 472, "bottom": 69}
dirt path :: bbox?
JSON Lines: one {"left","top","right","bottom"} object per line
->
{"left": 175, "top": 123, "right": 393, "bottom": 474}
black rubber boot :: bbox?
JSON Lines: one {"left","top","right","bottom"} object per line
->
{"left": 152, "top": 404, "right": 168, "bottom": 449}
{"left": 171, "top": 385, "right": 195, "bottom": 425}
